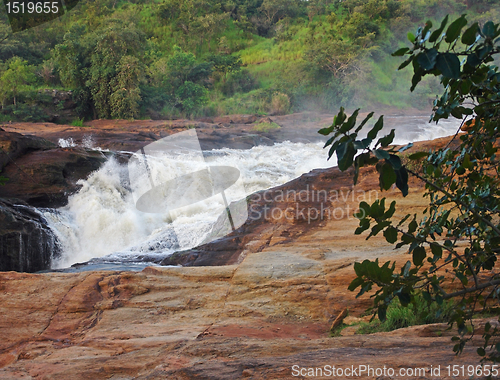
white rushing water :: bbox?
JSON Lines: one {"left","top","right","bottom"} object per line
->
{"left": 45, "top": 116, "right": 462, "bottom": 269}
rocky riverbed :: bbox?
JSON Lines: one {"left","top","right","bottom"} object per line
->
{"left": 0, "top": 113, "right": 490, "bottom": 379}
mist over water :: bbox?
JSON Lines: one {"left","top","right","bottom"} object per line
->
{"left": 45, "top": 117, "right": 461, "bottom": 270}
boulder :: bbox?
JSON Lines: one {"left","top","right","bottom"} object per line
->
{"left": 0, "top": 198, "right": 60, "bottom": 272}
{"left": 0, "top": 130, "right": 108, "bottom": 207}
{"left": 0, "top": 129, "right": 56, "bottom": 170}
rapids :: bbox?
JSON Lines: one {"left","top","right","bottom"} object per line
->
{"left": 44, "top": 116, "right": 462, "bottom": 271}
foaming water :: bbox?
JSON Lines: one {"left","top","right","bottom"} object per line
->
{"left": 45, "top": 117, "right": 461, "bottom": 270}
{"left": 45, "top": 141, "right": 335, "bottom": 269}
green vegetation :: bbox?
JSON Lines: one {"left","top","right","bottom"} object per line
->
{"left": 0, "top": 0, "right": 499, "bottom": 121}
{"left": 252, "top": 120, "right": 280, "bottom": 132}
{"left": 70, "top": 118, "right": 84, "bottom": 127}
{"left": 319, "top": 14, "right": 500, "bottom": 363}
{"left": 356, "top": 293, "right": 455, "bottom": 333}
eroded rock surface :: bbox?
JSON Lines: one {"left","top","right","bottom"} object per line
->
{"left": 0, "top": 116, "right": 480, "bottom": 378}
{"left": 0, "top": 249, "right": 488, "bottom": 379}
{"left": 0, "top": 167, "right": 488, "bottom": 378}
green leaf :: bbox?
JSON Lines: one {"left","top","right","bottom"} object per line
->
{"left": 402, "top": 261, "right": 411, "bottom": 277}
{"left": 412, "top": 246, "right": 426, "bottom": 266}
{"left": 387, "top": 154, "right": 402, "bottom": 170}
{"left": 461, "top": 22, "right": 479, "bottom": 45}
{"left": 348, "top": 277, "right": 365, "bottom": 291}
{"left": 392, "top": 47, "right": 410, "bottom": 57}
{"left": 407, "top": 32, "right": 416, "bottom": 43}
{"left": 451, "top": 106, "right": 473, "bottom": 119}
{"left": 436, "top": 53, "right": 461, "bottom": 79}
{"left": 395, "top": 167, "right": 409, "bottom": 197}
{"left": 378, "top": 306, "right": 387, "bottom": 322}
{"left": 383, "top": 201, "right": 396, "bottom": 219}
{"left": 422, "top": 21, "right": 433, "bottom": 39}
{"left": 337, "top": 142, "right": 356, "bottom": 171}
{"left": 430, "top": 243, "right": 443, "bottom": 259}
{"left": 466, "top": 52, "right": 482, "bottom": 67}
{"left": 378, "top": 129, "right": 395, "bottom": 147}
{"left": 328, "top": 142, "right": 338, "bottom": 160}
{"left": 374, "top": 149, "right": 390, "bottom": 160}
{"left": 408, "top": 219, "right": 418, "bottom": 233}
{"left": 408, "top": 151, "right": 429, "bottom": 160}
{"left": 477, "top": 347, "right": 486, "bottom": 357}
{"left": 417, "top": 49, "right": 438, "bottom": 71}
{"left": 355, "top": 112, "right": 375, "bottom": 133}
{"left": 398, "top": 56, "right": 414, "bottom": 70}
{"left": 318, "top": 125, "right": 334, "bottom": 136}
{"left": 323, "top": 135, "right": 336, "bottom": 148}
{"left": 356, "top": 201, "right": 371, "bottom": 219}
{"left": 463, "top": 153, "right": 472, "bottom": 169}
{"left": 422, "top": 291, "right": 432, "bottom": 302}
{"left": 410, "top": 70, "right": 422, "bottom": 91}
{"left": 367, "top": 116, "right": 384, "bottom": 139}
{"left": 397, "top": 291, "right": 411, "bottom": 307}
{"left": 334, "top": 107, "right": 347, "bottom": 126}
{"left": 340, "top": 109, "right": 359, "bottom": 133}
{"left": 353, "top": 259, "right": 394, "bottom": 284}
{"left": 383, "top": 227, "right": 398, "bottom": 244}
{"left": 478, "top": 45, "right": 492, "bottom": 59}
{"left": 379, "top": 162, "right": 396, "bottom": 190}
{"left": 482, "top": 21, "right": 496, "bottom": 38}
{"left": 355, "top": 218, "right": 370, "bottom": 234}
{"left": 429, "top": 15, "right": 449, "bottom": 43}
{"left": 445, "top": 15, "right": 468, "bottom": 43}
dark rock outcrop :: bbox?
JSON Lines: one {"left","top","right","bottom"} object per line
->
{"left": 0, "top": 129, "right": 56, "bottom": 169}
{"left": 0, "top": 130, "right": 108, "bottom": 207}
{"left": 0, "top": 198, "right": 59, "bottom": 272}
{"left": 161, "top": 234, "right": 245, "bottom": 266}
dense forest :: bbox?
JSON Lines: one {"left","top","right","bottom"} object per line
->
{"left": 0, "top": 0, "right": 499, "bottom": 122}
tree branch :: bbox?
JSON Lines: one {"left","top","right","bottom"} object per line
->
{"left": 442, "top": 278, "right": 500, "bottom": 300}
{"left": 406, "top": 167, "right": 500, "bottom": 237}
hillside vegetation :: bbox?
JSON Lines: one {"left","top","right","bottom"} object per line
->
{"left": 0, "top": 0, "right": 499, "bottom": 122}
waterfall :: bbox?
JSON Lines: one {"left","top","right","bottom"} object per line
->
{"left": 44, "top": 116, "right": 461, "bottom": 270}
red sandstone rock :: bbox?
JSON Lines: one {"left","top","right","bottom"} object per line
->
{"left": 0, "top": 116, "right": 485, "bottom": 379}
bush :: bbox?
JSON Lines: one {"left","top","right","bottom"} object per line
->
{"left": 357, "top": 293, "right": 456, "bottom": 334}
{"left": 219, "top": 69, "right": 258, "bottom": 96}
{"left": 270, "top": 91, "right": 290, "bottom": 115}
{"left": 70, "top": 118, "right": 84, "bottom": 127}
{"left": 0, "top": 103, "right": 49, "bottom": 122}
{"left": 252, "top": 120, "right": 280, "bottom": 132}
{"left": 205, "top": 88, "right": 272, "bottom": 116}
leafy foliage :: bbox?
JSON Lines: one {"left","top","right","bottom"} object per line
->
{"left": 0, "top": 57, "right": 35, "bottom": 107}
{"left": 357, "top": 293, "right": 456, "bottom": 333}
{"left": 1, "top": 0, "right": 500, "bottom": 120}
{"left": 320, "top": 15, "right": 500, "bottom": 363}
